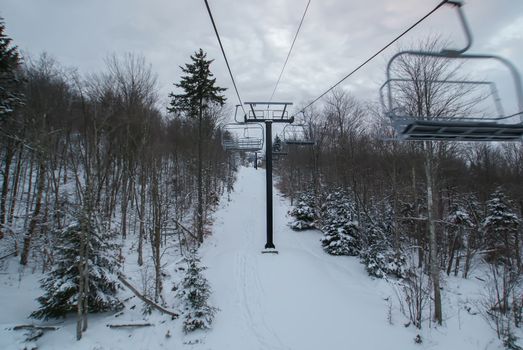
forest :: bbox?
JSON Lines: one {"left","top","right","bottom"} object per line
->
{"left": 1, "top": 2, "right": 523, "bottom": 348}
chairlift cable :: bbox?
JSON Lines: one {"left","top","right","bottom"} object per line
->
{"left": 268, "top": 0, "right": 312, "bottom": 103}
{"left": 295, "top": 0, "right": 450, "bottom": 116}
{"left": 203, "top": 0, "right": 247, "bottom": 116}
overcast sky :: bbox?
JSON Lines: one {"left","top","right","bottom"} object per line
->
{"left": 1, "top": 0, "right": 523, "bottom": 117}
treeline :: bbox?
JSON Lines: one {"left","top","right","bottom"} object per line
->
{"left": 0, "top": 25, "right": 234, "bottom": 335}
{"left": 0, "top": 45, "right": 234, "bottom": 268}
{"left": 280, "top": 39, "right": 523, "bottom": 343}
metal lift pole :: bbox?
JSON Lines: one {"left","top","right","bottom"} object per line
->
{"left": 243, "top": 101, "right": 293, "bottom": 253}
{"left": 265, "top": 121, "right": 275, "bottom": 249}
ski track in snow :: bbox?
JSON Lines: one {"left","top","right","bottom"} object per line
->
{"left": 211, "top": 166, "right": 288, "bottom": 350}
{"left": 236, "top": 252, "right": 288, "bottom": 350}
{"left": 199, "top": 166, "right": 390, "bottom": 350}
{"left": 197, "top": 166, "right": 502, "bottom": 350}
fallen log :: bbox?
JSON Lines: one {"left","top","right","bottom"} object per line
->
{"left": 107, "top": 323, "right": 153, "bottom": 328}
{"left": 117, "top": 274, "right": 179, "bottom": 319}
{"left": 13, "top": 324, "right": 59, "bottom": 331}
{"left": 0, "top": 250, "right": 16, "bottom": 261}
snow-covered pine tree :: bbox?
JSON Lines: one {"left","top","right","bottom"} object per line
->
{"left": 360, "top": 202, "right": 408, "bottom": 279}
{"left": 177, "top": 252, "right": 218, "bottom": 333}
{"left": 289, "top": 192, "right": 316, "bottom": 231}
{"left": 0, "top": 18, "right": 24, "bottom": 118}
{"left": 320, "top": 190, "right": 360, "bottom": 256}
{"left": 445, "top": 201, "right": 474, "bottom": 276}
{"left": 483, "top": 189, "right": 520, "bottom": 266}
{"left": 480, "top": 190, "right": 522, "bottom": 336}
{"left": 31, "top": 213, "right": 122, "bottom": 320}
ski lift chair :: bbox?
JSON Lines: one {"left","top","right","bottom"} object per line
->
{"left": 283, "top": 123, "right": 315, "bottom": 145}
{"left": 222, "top": 123, "right": 264, "bottom": 152}
{"left": 381, "top": 1, "right": 523, "bottom": 142}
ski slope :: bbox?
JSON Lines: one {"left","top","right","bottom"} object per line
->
{"left": 199, "top": 166, "right": 426, "bottom": 349}
{"left": 0, "top": 165, "right": 504, "bottom": 349}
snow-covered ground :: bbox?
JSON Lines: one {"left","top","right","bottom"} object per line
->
{"left": 0, "top": 166, "right": 509, "bottom": 349}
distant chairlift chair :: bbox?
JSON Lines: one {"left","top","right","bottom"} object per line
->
{"left": 283, "top": 123, "right": 315, "bottom": 145}
{"left": 222, "top": 123, "right": 264, "bottom": 152}
{"left": 381, "top": 0, "right": 523, "bottom": 142}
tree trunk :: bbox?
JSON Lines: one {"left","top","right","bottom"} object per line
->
{"left": 197, "top": 98, "right": 204, "bottom": 243}
{"left": 446, "top": 232, "right": 458, "bottom": 276}
{"left": 424, "top": 141, "right": 442, "bottom": 325}
{"left": 150, "top": 168, "right": 162, "bottom": 302}
{"left": 76, "top": 226, "right": 86, "bottom": 341}
{"left": 20, "top": 158, "right": 46, "bottom": 266}
{"left": 8, "top": 145, "right": 23, "bottom": 225}
{"left": 24, "top": 154, "right": 34, "bottom": 230}
{"left": 0, "top": 141, "right": 14, "bottom": 230}
{"left": 82, "top": 212, "right": 90, "bottom": 332}
{"left": 137, "top": 170, "right": 146, "bottom": 266}
{"left": 463, "top": 235, "right": 473, "bottom": 279}
{"left": 517, "top": 202, "right": 523, "bottom": 272}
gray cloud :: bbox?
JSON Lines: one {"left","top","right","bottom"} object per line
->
{"left": 1, "top": 0, "right": 522, "bottom": 117}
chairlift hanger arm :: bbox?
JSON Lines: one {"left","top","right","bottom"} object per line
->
{"left": 234, "top": 104, "right": 245, "bottom": 123}
{"left": 441, "top": 1, "right": 472, "bottom": 56}
{"left": 249, "top": 104, "right": 257, "bottom": 122}
{"left": 281, "top": 104, "right": 288, "bottom": 119}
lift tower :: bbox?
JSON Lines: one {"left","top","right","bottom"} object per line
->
{"left": 244, "top": 102, "right": 294, "bottom": 252}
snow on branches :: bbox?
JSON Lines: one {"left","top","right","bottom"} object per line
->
{"left": 177, "top": 251, "right": 218, "bottom": 333}
{"left": 31, "top": 213, "right": 122, "bottom": 320}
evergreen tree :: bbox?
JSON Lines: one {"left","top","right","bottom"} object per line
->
{"left": 320, "top": 190, "right": 361, "bottom": 256}
{"left": 289, "top": 191, "right": 316, "bottom": 230}
{"left": 0, "top": 18, "right": 23, "bottom": 118}
{"left": 177, "top": 252, "right": 218, "bottom": 333}
{"left": 31, "top": 213, "right": 122, "bottom": 320}
{"left": 360, "top": 203, "right": 408, "bottom": 279}
{"left": 168, "top": 49, "right": 226, "bottom": 243}
{"left": 483, "top": 189, "right": 520, "bottom": 266}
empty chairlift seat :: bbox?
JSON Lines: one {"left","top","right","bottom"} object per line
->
{"left": 380, "top": 1, "right": 523, "bottom": 142}
{"left": 222, "top": 123, "right": 264, "bottom": 152}
{"left": 283, "top": 123, "right": 315, "bottom": 145}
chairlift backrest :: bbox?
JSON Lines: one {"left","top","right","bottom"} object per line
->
{"left": 222, "top": 123, "right": 264, "bottom": 151}
{"left": 283, "top": 123, "right": 315, "bottom": 145}
{"left": 381, "top": 1, "right": 523, "bottom": 141}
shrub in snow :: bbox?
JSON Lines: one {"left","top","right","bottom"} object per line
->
{"left": 320, "top": 190, "right": 360, "bottom": 256}
{"left": 289, "top": 192, "right": 316, "bottom": 231}
{"left": 480, "top": 263, "right": 523, "bottom": 349}
{"left": 177, "top": 252, "right": 218, "bottom": 333}
{"left": 503, "top": 330, "right": 522, "bottom": 350}
{"left": 361, "top": 245, "right": 408, "bottom": 279}
{"left": 31, "top": 213, "right": 122, "bottom": 319}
